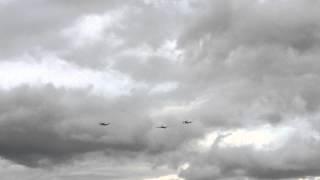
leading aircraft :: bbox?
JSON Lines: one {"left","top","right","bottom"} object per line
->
{"left": 99, "top": 122, "right": 111, "bottom": 126}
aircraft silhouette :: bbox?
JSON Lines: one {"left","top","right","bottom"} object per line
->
{"left": 99, "top": 122, "right": 110, "bottom": 126}
{"left": 182, "top": 120, "right": 192, "bottom": 124}
{"left": 156, "top": 125, "right": 167, "bottom": 129}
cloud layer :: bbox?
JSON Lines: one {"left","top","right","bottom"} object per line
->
{"left": 1, "top": 0, "right": 320, "bottom": 179}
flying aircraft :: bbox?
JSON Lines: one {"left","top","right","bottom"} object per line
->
{"left": 99, "top": 122, "right": 110, "bottom": 126}
{"left": 182, "top": 120, "right": 192, "bottom": 124}
{"left": 156, "top": 125, "right": 167, "bottom": 129}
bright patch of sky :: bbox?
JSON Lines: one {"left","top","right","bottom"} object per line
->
{"left": 0, "top": 53, "right": 181, "bottom": 97}
{"left": 144, "top": 174, "right": 184, "bottom": 180}
{"left": 150, "top": 97, "right": 207, "bottom": 117}
{"left": 198, "top": 124, "right": 294, "bottom": 151}
{"left": 149, "top": 82, "right": 178, "bottom": 94}
{"left": 62, "top": 9, "right": 126, "bottom": 48}
{"left": 0, "top": 54, "right": 141, "bottom": 97}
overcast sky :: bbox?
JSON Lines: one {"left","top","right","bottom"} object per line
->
{"left": 1, "top": 0, "right": 320, "bottom": 179}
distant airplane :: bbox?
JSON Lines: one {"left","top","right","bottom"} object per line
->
{"left": 182, "top": 120, "right": 192, "bottom": 124}
{"left": 156, "top": 125, "right": 167, "bottom": 129}
{"left": 99, "top": 122, "right": 110, "bottom": 126}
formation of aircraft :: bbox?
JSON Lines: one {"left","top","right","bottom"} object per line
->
{"left": 99, "top": 120, "right": 192, "bottom": 129}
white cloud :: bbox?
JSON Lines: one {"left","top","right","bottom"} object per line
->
{"left": 150, "top": 96, "right": 207, "bottom": 117}
{"left": 149, "top": 82, "right": 178, "bottom": 94}
{"left": 221, "top": 125, "right": 293, "bottom": 150}
{"left": 145, "top": 174, "right": 184, "bottom": 180}
{"left": 0, "top": 54, "right": 141, "bottom": 97}
{"left": 198, "top": 124, "right": 293, "bottom": 151}
{"left": 0, "top": 0, "right": 14, "bottom": 5}
{"left": 62, "top": 9, "right": 126, "bottom": 47}
{"left": 156, "top": 40, "right": 184, "bottom": 62}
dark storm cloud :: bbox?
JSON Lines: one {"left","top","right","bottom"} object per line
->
{"left": 0, "top": 85, "right": 203, "bottom": 167}
{"left": 0, "top": 85, "right": 145, "bottom": 166}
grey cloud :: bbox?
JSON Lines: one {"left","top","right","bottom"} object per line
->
{"left": 180, "top": 133, "right": 320, "bottom": 180}
{"left": 173, "top": 0, "right": 320, "bottom": 179}
{"left": 0, "top": 0, "right": 126, "bottom": 59}
{"left": 179, "top": 0, "right": 320, "bottom": 51}
{"left": 61, "top": 0, "right": 188, "bottom": 69}
{"left": 0, "top": 85, "right": 149, "bottom": 166}
{"left": 0, "top": 85, "right": 204, "bottom": 168}
{"left": 2, "top": 0, "right": 320, "bottom": 179}
{"left": 0, "top": 0, "right": 186, "bottom": 68}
